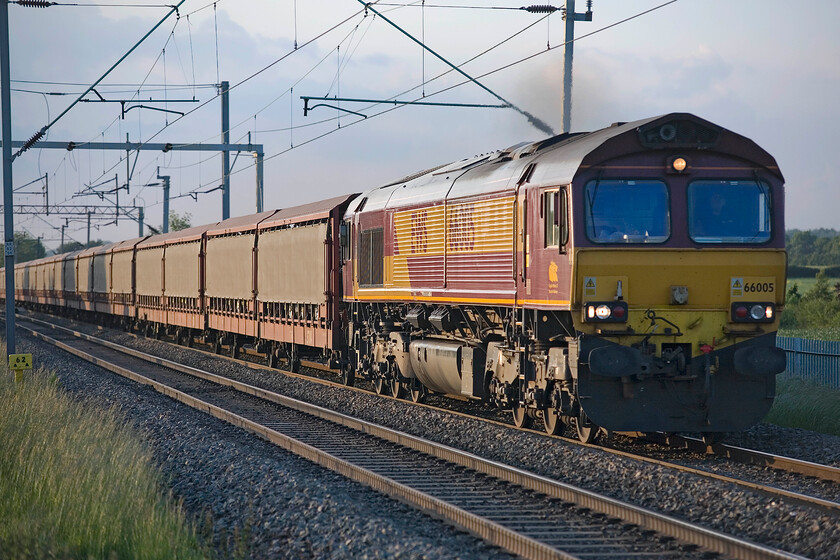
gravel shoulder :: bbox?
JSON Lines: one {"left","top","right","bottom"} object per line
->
{"left": 19, "top": 315, "right": 840, "bottom": 559}
{"left": 16, "top": 328, "right": 513, "bottom": 560}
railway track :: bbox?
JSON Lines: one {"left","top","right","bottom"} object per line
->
{"left": 19, "top": 312, "right": 840, "bottom": 516}
{"left": 15, "top": 314, "right": 811, "bottom": 560}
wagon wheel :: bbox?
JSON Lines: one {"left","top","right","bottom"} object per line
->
{"left": 267, "top": 348, "right": 279, "bottom": 369}
{"left": 230, "top": 337, "right": 239, "bottom": 359}
{"left": 574, "top": 410, "right": 599, "bottom": 444}
{"left": 341, "top": 362, "right": 356, "bottom": 387}
{"left": 287, "top": 344, "right": 301, "bottom": 373}
{"left": 186, "top": 332, "right": 194, "bottom": 348}
{"left": 543, "top": 407, "right": 565, "bottom": 436}
{"left": 213, "top": 337, "right": 223, "bottom": 355}
{"left": 408, "top": 378, "right": 426, "bottom": 403}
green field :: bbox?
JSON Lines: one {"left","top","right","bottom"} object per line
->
{"left": 786, "top": 276, "right": 839, "bottom": 294}
{"left": 0, "top": 354, "right": 206, "bottom": 559}
{"left": 765, "top": 379, "right": 840, "bottom": 436}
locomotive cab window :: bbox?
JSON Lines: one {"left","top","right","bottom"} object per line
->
{"left": 688, "top": 180, "right": 771, "bottom": 244}
{"left": 584, "top": 179, "right": 669, "bottom": 244}
{"left": 543, "top": 189, "right": 568, "bottom": 248}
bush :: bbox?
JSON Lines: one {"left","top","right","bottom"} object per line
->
{"left": 781, "top": 271, "right": 840, "bottom": 329}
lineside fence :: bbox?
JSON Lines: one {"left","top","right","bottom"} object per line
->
{"left": 776, "top": 336, "right": 840, "bottom": 389}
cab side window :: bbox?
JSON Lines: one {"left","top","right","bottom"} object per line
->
{"left": 543, "top": 189, "right": 568, "bottom": 249}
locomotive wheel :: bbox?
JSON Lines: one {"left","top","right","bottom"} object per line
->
{"left": 408, "top": 379, "right": 426, "bottom": 403}
{"left": 390, "top": 378, "right": 406, "bottom": 399}
{"left": 543, "top": 408, "right": 564, "bottom": 436}
{"left": 341, "top": 363, "right": 356, "bottom": 387}
{"left": 373, "top": 376, "right": 389, "bottom": 396}
{"left": 511, "top": 402, "right": 533, "bottom": 429}
{"left": 574, "top": 411, "right": 599, "bottom": 444}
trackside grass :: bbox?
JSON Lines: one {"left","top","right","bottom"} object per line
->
{"left": 0, "top": 356, "right": 206, "bottom": 559}
{"left": 764, "top": 379, "right": 840, "bottom": 436}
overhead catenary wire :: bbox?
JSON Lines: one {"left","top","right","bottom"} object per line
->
{"left": 41, "top": 0, "right": 678, "bottom": 222}
{"left": 184, "top": 0, "right": 680, "bottom": 195}
{"left": 73, "top": 8, "right": 367, "bottom": 197}
{"left": 13, "top": 0, "right": 187, "bottom": 159}
{"left": 357, "top": 0, "right": 555, "bottom": 136}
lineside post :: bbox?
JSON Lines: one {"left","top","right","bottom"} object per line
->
{"left": 220, "top": 80, "right": 230, "bottom": 220}
{"left": 1, "top": 0, "right": 16, "bottom": 356}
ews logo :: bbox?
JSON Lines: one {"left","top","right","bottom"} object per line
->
{"left": 448, "top": 204, "right": 475, "bottom": 251}
{"left": 410, "top": 210, "right": 428, "bottom": 253}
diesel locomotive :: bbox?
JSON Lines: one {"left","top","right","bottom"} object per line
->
{"left": 3, "top": 113, "right": 788, "bottom": 442}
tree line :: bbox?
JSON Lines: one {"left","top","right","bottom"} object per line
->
{"left": 786, "top": 228, "right": 840, "bottom": 269}
{"left": 11, "top": 211, "right": 192, "bottom": 263}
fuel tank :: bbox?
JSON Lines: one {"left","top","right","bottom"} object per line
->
{"left": 409, "top": 339, "right": 463, "bottom": 395}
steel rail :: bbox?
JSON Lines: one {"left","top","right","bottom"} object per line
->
{"left": 17, "top": 313, "right": 840, "bottom": 513}
{"left": 18, "top": 312, "right": 840, "bottom": 514}
{"left": 643, "top": 433, "right": 840, "bottom": 484}
{"left": 16, "top": 316, "right": 809, "bottom": 560}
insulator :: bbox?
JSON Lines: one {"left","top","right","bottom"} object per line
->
{"left": 18, "top": 128, "right": 46, "bottom": 156}
{"left": 523, "top": 5, "right": 558, "bottom": 14}
{"left": 15, "top": 0, "right": 56, "bottom": 7}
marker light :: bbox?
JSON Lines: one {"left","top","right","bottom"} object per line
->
{"left": 672, "top": 157, "right": 687, "bottom": 172}
{"left": 731, "top": 302, "right": 775, "bottom": 323}
{"left": 583, "top": 301, "right": 629, "bottom": 323}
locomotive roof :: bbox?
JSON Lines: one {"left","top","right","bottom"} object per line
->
{"left": 345, "top": 112, "right": 782, "bottom": 216}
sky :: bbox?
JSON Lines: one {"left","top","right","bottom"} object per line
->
{"left": 3, "top": 0, "right": 839, "bottom": 250}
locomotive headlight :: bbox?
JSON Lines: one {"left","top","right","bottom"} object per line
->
{"left": 595, "top": 305, "right": 612, "bottom": 320}
{"left": 734, "top": 305, "right": 748, "bottom": 319}
{"left": 765, "top": 306, "right": 774, "bottom": 320}
{"left": 667, "top": 155, "right": 688, "bottom": 173}
{"left": 749, "top": 304, "right": 765, "bottom": 320}
{"left": 587, "top": 305, "right": 596, "bottom": 319}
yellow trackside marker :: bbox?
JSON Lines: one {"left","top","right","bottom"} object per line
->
{"left": 9, "top": 353, "right": 33, "bottom": 383}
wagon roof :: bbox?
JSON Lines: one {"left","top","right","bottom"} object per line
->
{"left": 258, "top": 194, "right": 358, "bottom": 230}
{"left": 206, "top": 209, "right": 279, "bottom": 236}
{"left": 136, "top": 223, "right": 219, "bottom": 249}
{"left": 107, "top": 236, "right": 148, "bottom": 254}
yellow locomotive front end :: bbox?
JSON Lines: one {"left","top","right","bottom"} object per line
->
{"left": 564, "top": 120, "right": 788, "bottom": 438}
{"left": 572, "top": 248, "right": 786, "bottom": 436}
